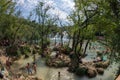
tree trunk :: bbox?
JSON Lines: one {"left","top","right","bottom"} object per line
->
{"left": 67, "top": 38, "right": 71, "bottom": 47}
{"left": 83, "top": 40, "right": 90, "bottom": 55}
{"left": 41, "top": 31, "right": 44, "bottom": 53}
{"left": 72, "top": 32, "right": 76, "bottom": 50}
{"left": 13, "top": 25, "right": 22, "bottom": 45}
{"left": 78, "top": 38, "right": 83, "bottom": 55}
{"left": 61, "top": 34, "right": 63, "bottom": 46}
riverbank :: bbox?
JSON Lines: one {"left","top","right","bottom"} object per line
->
{"left": 0, "top": 49, "right": 42, "bottom": 80}
{"left": 0, "top": 41, "right": 119, "bottom": 80}
{"left": 0, "top": 52, "right": 119, "bottom": 80}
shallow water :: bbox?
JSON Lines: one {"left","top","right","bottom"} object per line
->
{"left": 34, "top": 57, "right": 118, "bottom": 80}
{"left": 18, "top": 54, "right": 118, "bottom": 80}
{"left": 17, "top": 55, "right": 118, "bottom": 80}
{"left": 15, "top": 42, "right": 119, "bottom": 80}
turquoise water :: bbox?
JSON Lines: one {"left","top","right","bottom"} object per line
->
{"left": 34, "top": 57, "right": 118, "bottom": 80}
{"left": 16, "top": 42, "right": 118, "bottom": 80}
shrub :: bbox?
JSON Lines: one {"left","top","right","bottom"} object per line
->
{"left": 6, "top": 45, "right": 18, "bottom": 56}
{"left": 20, "top": 45, "right": 31, "bottom": 55}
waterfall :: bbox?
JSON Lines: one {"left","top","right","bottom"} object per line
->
{"left": 50, "top": 31, "right": 69, "bottom": 44}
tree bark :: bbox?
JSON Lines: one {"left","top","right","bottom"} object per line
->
{"left": 83, "top": 40, "right": 90, "bottom": 55}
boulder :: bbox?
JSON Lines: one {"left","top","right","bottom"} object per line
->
{"left": 34, "top": 45, "right": 40, "bottom": 50}
{"left": 97, "top": 68, "right": 104, "bottom": 75}
{"left": 102, "top": 60, "right": 110, "bottom": 68}
{"left": 94, "top": 60, "right": 110, "bottom": 68}
{"left": 20, "top": 75, "right": 25, "bottom": 80}
{"left": 46, "top": 54, "right": 70, "bottom": 68}
{"left": 19, "top": 67, "right": 25, "bottom": 71}
{"left": 94, "top": 62, "right": 103, "bottom": 68}
{"left": 87, "top": 67, "right": 97, "bottom": 78}
{"left": 53, "top": 47, "right": 59, "bottom": 51}
{"left": 28, "top": 76, "right": 42, "bottom": 80}
{"left": 75, "top": 65, "right": 87, "bottom": 76}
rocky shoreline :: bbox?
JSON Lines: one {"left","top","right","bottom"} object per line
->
{"left": 0, "top": 48, "right": 42, "bottom": 80}
{"left": 46, "top": 46, "right": 110, "bottom": 78}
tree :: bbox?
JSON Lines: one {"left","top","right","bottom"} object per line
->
{"left": 67, "top": 0, "right": 120, "bottom": 69}
{"left": 34, "top": 1, "right": 58, "bottom": 54}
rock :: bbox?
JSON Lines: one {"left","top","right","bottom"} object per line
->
{"left": 24, "top": 54, "right": 29, "bottom": 58}
{"left": 53, "top": 47, "right": 59, "bottom": 51}
{"left": 75, "top": 65, "right": 87, "bottom": 76}
{"left": 94, "top": 62, "right": 103, "bottom": 68}
{"left": 34, "top": 77, "right": 42, "bottom": 80}
{"left": 19, "top": 67, "right": 25, "bottom": 71}
{"left": 34, "top": 45, "right": 40, "bottom": 50}
{"left": 60, "top": 48, "right": 66, "bottom": 53}
{"left": 20, "top": 75, "right": 25, "bottom": 79}
{"left": 97, "top": 68, "right": 104, "bottom": 75}
{"left": 102, "top": 60, "right": 110, "bottom": 68}
{"left": 68, "top": 66, "right": 76, "bottom": 72}
{"left": 87, "top": 67, "right": 97, "bottom": 78}
{"left": 11, "top": 57, "right": 19, "bottom": 61}
{"left": 28, "top": 76, "right": 42, "bottom": 80}
{"left": 94, "top": 60, "right": 110, "bottom": 68}
{"left": 46, "top": 54, "right": 70, "bottom": 68}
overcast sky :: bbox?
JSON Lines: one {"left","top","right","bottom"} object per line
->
{"left": 13, "top": 0, "right": 75, "bottom": 23}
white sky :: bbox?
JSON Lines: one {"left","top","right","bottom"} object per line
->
{"left": 13, "top": 0, "right": 75, "bottom": 23}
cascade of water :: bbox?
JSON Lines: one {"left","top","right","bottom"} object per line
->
{"left": 50, "top": 31, "right": 69, "bottom": 44}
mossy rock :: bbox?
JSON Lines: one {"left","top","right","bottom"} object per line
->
{"left": 95, "top": 60, "right": 110, "bottom": 68}
{"left": 75, "top": 66, "right": 87, "bottom": 76}
{"left": 34, "top": 45, "right": 40, "bottom": 50}
{"left": 97, "top": 68, "right": 104, "bottom": 75}
{"left": 46, "top": 57, "right": 70, "bottom": 68}
{"left": 87, "top": 67, "right": 97, "bottom": 78}
{"left": 53, "top": 47, "right": 59, "bottom": 51}
{"left": 62, "top": 46, "right": 72, "bottom": 55}
{"left": 20, "top": 45, "right": 31, "bottom": 55}
{"left": 102, "top": 60, "right": 110, "bottom": 68}
{"left": 68, "top": 66, "right": 76, "bottom": 72}
{"left": 94, "top": 62, "right": 103, "bottom": 68}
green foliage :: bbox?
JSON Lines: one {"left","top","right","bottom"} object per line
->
{"left": 16, "top": 48, "right": 21, "bottom": 57}
{"left": 63, "top": 45, "right": 72, "bottom": 54}
{"left": 20, "top": 46, "right": 31, "bottom": 55}
{"left": 6, "top": 45, "right": 19, "bottom": 57}
{"left": 37, "top": 48, "right": 42, "bottom": 55}
{"left": 6, "top": 45, "right": 31, "bottom": 57}
{"left": 76, "top": 46, "right": 82, "bottom": 55}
